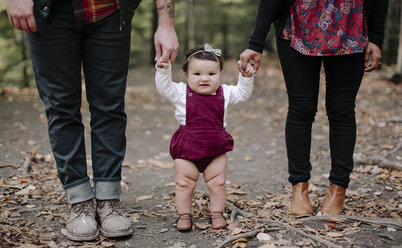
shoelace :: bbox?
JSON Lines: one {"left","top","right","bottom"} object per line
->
{"left": 102, "top": 199, "right": 122, "bottom": 217}
{"left": 71, "top": 200, "right": 92, "bottom": 218}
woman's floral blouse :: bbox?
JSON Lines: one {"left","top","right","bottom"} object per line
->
{"left": 280, "top": 0, "right": 368, "bottom": 56}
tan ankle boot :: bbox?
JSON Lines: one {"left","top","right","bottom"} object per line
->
{"left": 211, "top": 212, "right": 227, "bottom": 230}
{"left": 65, "top": 199, "right": 99, "bottom": 241}
{"left": 290, "top": 182, "right": 313, "bottom": 217}
{"left": 176, "top": 214, "right": 192, "bottom": 231}
{"left": 318, "top": 183, "right": 346, "bottom": 215}
{"left": 96, "top": 199, "right": 133, "bottom": 237}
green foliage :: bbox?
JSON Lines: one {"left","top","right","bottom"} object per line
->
{"left": 0, "top": 10, "right": 33, "bottom": 88}
{"left": 0, "top": 0, "right": 400, "bottom": 88}
{"left": 382, "top": 0, "right": 401, "bottom": 65}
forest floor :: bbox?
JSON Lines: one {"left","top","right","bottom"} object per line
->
{"left": 0, "top": 58, "right": 401, "bottom": 248}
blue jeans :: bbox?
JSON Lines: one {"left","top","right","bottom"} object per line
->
{"left": 27, "top": 1, "right": 131, "bottom": 203}
{"left": 277, "top": 39, "right": 364, "bottom": 188}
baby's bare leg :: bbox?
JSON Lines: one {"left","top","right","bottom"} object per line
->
{"left": 203, "top": 154, "right": 227, "bottom": 213}
{"left": 175, "top": 159, "right": 199, "bottom": 215}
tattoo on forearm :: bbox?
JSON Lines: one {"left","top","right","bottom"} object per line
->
{"left": 156, "top": 0, "right": 175, "bottom": 19}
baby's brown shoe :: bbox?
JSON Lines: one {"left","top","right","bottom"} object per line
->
{"left": 176, "top": 214, "right": 192, "bottom": 231}
{"left": 211, "top": 212, "right": 227, "bottom": 230}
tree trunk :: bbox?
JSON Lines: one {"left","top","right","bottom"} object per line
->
{"left": 19, "top": 32, "right": 29, "bottom": 87}
{"left": 151, "top": 3, "right": 158, "bottom": 64}
{"left": 396, "top": 1, "right": 402, "bottom": 74}
{"left": 186, "top": 0, "right": 195, "bottom": 51}
{"left": 390, "top": 1, "right": 402, "bottom": 84}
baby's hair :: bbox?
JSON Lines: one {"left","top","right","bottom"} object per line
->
{"left": 182, "top": 46, "right": 224, "bottom": 72}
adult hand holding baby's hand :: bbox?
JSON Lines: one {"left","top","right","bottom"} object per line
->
{"left": 238, "top": 61, "right": 256, "bottom": 78}
{"left": 157, "top": 59, "right": 171, "bottom": 69}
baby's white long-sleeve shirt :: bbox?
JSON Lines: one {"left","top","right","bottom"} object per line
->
{"left": 155, "top": 66, "right": 254, "bottom": 127}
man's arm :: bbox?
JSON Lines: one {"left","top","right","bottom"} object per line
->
{"left": 6, "top": 0, "right": 37, "bottom": 33}
{"left": 154, "top": 0, "right": 179, "bottom": 63}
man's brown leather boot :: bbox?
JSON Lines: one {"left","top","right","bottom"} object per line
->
{"left": 318, "top": 183, "right": 346, "bottom": 215}
{"left": 65, "top": 199, "right": 99, "bottom": 241}
{"left": 96, "top": 199, "right": 133, "bottom": 237}
{"left": 290, "top": 182, "right": 313, "bottom": 217}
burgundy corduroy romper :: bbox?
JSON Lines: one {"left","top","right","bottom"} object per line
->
{"left": 170, "top": 85, "right": 234, "bottom": 172}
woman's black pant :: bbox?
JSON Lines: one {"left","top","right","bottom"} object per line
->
{"left": 276, "top": 39, "right": 365, "bottom": 188}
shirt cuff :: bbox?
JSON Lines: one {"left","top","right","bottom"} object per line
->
{"left": 238, "top": 72, "right": 255, "bottom": 83}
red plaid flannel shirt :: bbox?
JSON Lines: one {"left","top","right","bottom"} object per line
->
{"left": 71, "top": 0, "right": 120, "bottom": 25}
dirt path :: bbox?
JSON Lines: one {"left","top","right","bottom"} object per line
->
{"left": 1, "top": 60, "right": 401, "bottom": 247}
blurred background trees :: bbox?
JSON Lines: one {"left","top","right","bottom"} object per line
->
{"left": 0, "top": 0, "right": 401, "bottom": 88}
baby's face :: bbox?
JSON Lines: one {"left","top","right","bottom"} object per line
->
{"left": 185, "top": 59, "right": 222, "bottom": 95}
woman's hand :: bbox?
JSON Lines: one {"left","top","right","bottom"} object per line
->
{"left": 364, "top": 42, "right": 382, "bottom": 72}
{"left": 239, "top": 62, "right": 256, "bottom": 78}
{"left": 238, "top": 49, "right": 262, "bottom": 75}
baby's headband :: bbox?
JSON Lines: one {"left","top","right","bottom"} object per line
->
{"left": 185, "top": 43, "right": 222, "bottom": 64}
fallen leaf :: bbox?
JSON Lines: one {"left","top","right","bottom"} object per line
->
{"left": 135, "top": 195, "right": 153, "bottom": 201}
{"left": 231, "top": 227, "right": 244, "bottom": 235}
{"left": 387, "top": 227, "right": 396, "bottom": 232}
{"left": 231, "top": 183, "right": 241, "bottom": 189}
{"left": 391, "top": 170, "right": 402, "bottom": 178}
{"left": 227, "top": 190, "right": 247, "bottom": 195}
{"left": 259, "top": 244, "right": 275, "bottom": 248}
{"left": 385, "top": 186, "right": 393, "bottom": 191}
{"left": 326, "top": 232, "right": 344, "bottom": 238}
{"left": 390, "top": 212, "right": 401, "bottom": 220}
{"left": 326, "top": 217, "right": 344, "bottom": 223}
{"left": 47, "top": 241, "right": 58, "bottom": 248}
{"left": 101, "top": 241, "right": 115, "bottom": 247}
{"left": 166, "top": 242, "right": 185, "bottom": 248}
{"left": 148, "top": 159, "right": 174, "bottom": 169}
{"left": 244, "top": 156, "right": 253, "bottom": 161}
{"left": 303, "top": 226, "right": 318, "bottom": 234}
{"left": 380, "top": 144, "right": 394, "bottom": 150}
{"left": 256, "top": 232, "right": 272, "bottom": 241}
{"left": 232, "top": 238, "right": 248, "bottom": 244}
{"left": 327, "top": 223, "right": 340, "bottom": 231}
{"left": 0, "top": 164, "right": 18, "bottom": 168}
{"left": 15, "top": 185, "right": 36, "bottom": 195}
{"left": 194, "top": 222, "right": 210, "bottom": 229}
{"left": 17, "top": 245, "right": 41, "bottom": 248}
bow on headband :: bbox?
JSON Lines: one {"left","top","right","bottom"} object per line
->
{"left": 185, "top": 44, "right": 222, "bottom": 64}
{"left": 203, "top": 43, "right": 221, "bottom": 57}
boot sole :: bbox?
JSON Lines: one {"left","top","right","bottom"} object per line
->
{"left": 100, "top": 228, "right": 133, "bottom": 238}
{"left": 63, "top": 230, "right": 100, "bottom": 241}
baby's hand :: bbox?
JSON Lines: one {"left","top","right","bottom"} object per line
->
{"left": 156, "top": 59, "right": 170, "bottom": 69}
{"left": 238, "top": 61, "right": 256, "bottom": 77}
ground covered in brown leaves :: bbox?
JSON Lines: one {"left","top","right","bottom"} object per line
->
{"left": 1, "top": 60, "right": 401, "bottom": 247}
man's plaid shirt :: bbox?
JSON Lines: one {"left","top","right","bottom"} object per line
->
{"left": 71, "top": 0, "right": 120, "bottom": 25}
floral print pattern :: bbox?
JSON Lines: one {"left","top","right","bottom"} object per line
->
{"left": 280, "top": 0, "right": 368, "bottom": 56}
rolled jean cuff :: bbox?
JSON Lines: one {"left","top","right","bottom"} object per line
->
{"left": 65, "top": 181, "right": 94, "bottom": 204}
{"left": 94, "top": 181, "right": 121, "bottom": 200}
